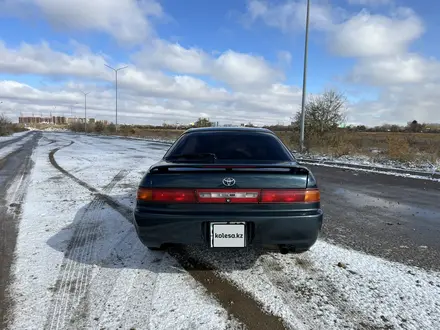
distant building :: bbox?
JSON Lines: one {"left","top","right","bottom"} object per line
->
{"left": 19, "top": 116, "right": 94, "bottom": 125}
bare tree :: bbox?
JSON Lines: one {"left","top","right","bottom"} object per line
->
{"left": 94, "top": 121, "right": 104, "bottom": 133}
{"left": 68, "top": 122, "right": 85, "bottom": 132}
{"left": 0, "top": 114, "right": 12, "bottom": 136}
{"left": 293, "top": 89, "right": 347, "bottom": 136}
{"left": 194, "top": 117, "right": 213, "bottom": 127}
{"left": 407, "top": 120, "right": 424, "bottom": 133}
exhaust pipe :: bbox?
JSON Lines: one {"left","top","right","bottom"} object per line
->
{"left": 278, "top": 245, "right": 289, "bottom": 254}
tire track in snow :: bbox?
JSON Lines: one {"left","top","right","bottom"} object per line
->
{"left": 48, "top": 140, "right": 288, "bottom": 330}
{"left": 44, "top": 166, "right": 130, "bottom": 330}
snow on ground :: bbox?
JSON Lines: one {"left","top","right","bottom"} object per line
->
{"left": 9, "top": 132, "right": 234, "bottom": 330}
{"left": 189, "top": 241, "right": 440, "bottom": 330}
{"left": 0, "top": 130, "right": 30, "bottom": 142}
{"left": 8, "top": 131, "right": 440, "bottom": 330}
{"left": 42, "top": 127, "right": 69, "bottom": 132}
{"left": 0, "top": 132, "right": 35, "bottom": 159}
{"left": 301, "top": 162, "right": 440, "bottom": 182}
{"left": 293, "top": 152, "right": 440, "bottom": 174}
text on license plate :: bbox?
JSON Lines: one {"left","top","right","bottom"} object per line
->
{"left": 210, "top": 222, "right": 246, "bottom": 248}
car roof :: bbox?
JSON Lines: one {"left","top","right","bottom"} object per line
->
{"left": 184, "top": 126, "right": 275, "bottom": 134}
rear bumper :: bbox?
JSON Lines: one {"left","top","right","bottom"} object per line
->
{"left": 133, "top": 209, "right": 323, "bottom": 249}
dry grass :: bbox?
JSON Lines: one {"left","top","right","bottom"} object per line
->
{"left": 0, "top": 116, "right": 27, "bottom": 136}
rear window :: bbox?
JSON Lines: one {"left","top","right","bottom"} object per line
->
{"left": 165, "top": 131, "right": 293, "bottom": 161}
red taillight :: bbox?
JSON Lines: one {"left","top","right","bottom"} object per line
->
{"left": 137, "top": 188, "right": 196, "bottom": 203}
{"left": 260, "top": 189, "right": 320, "bottom": 203}
{"left": 137, "top": 188, "right": 320, "bottom": 204}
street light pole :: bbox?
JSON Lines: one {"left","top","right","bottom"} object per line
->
{"left": 105, "top": 64, "right": 128, "bottom": 132}
{"left": 299, "top": 0, "right": 311, "bottom": 153}
{"left": 80, "top": 91, "right": 91, "bottom": 133}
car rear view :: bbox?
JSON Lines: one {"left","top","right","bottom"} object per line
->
{"left": 133, "top": 128, "right": 323, "bottom": 253}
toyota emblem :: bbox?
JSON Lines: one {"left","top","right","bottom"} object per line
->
{"left": 222, "top": 177, "right": 236, "bottom": 186}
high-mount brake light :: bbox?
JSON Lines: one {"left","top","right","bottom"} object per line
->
{"left": 137, "top": 188, "right": 196, "bottom": 202}
{"left": 260, "top": 189, "right": 320, "bottom": 203}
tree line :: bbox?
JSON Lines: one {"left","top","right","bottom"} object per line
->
{"left": 189, "top": 90, "right": 440, "bottom": 134}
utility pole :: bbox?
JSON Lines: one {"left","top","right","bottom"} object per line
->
{"left": 80, "top": 91, "right": 91, "bottom": 133}
{"left": 105, "top": 64, "right": 128, "bottom": 132}
{"left": 70, "top": 102, "right": 77, "bottom": 117}
{"left": 299, "top": 0, "right": 311, "bottom": 152}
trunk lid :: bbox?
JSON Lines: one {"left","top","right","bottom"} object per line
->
{"left": 142, "top": 160, "right": 311, "bottom": 189}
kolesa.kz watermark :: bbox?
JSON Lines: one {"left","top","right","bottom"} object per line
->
{"left": 215, "top": 233, "right": 244, "bottom": 239}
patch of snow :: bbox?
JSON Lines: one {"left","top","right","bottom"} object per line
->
{"left": 294, "top": 151, "right": 440, "bottom": 174}
{"left": 301, "top": 162, "right": 440, "bottom": 182}
{"left": 43, "top": 127, "right": 69, "bottom": 132}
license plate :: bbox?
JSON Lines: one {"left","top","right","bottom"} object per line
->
{"left": 210, "top": 222, "right": 246, "bottom": 248}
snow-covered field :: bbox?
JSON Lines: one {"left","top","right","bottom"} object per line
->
{"left": 6, "top": 132, "right": 440, "bottom": 330}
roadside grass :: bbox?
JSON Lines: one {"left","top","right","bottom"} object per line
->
{"left": 0, "top": 124, "right": 28, "bottom": 136}
{"left": 264, "top": 130, "right": 440, "bottom": 166}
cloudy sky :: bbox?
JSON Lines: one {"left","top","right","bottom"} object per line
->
{"left": 0, "top": 0, "right": 439, "bottom": 126}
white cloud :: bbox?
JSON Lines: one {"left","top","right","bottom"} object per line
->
{"left": 349, "top": 54, "right": 440, "bottom": 85}
{"left": 348, "top": 82, "right": 440, "bottom": 125}
{"left": 0, "top": 41, "right": 110, "bottom": 79}
{"left": 1, "top": 0, "right": 439, "bottom": 128}
{"left": 213, "top": 50, "right": 284, "bottom": 89}
{"left": 240, "top": 0, "right": 440, "bottom": 126}
{"left": 133, "top": 40, "right": 284, "bottom": 90}
{"left": 1, "top": 37, "right": 439, "bottom": 128}
{"left": 347, "top": 0, "right": 393, "bottom": 6}
{"left": 328, "top": 9, "right": 424, "bottom": 57}
{"left": 244, "top": 0, "right": 340, "bottom": 32}
{"left": 243, "top": 1, "right": 423, "bottom": 59}
{"left": 0, "top": 0, "right": 163, "bottom": 45}
{"left": 0, "top": 41, "right": 301, "bottom": 126}
{"left": 132, "top": 40, "right": 211, "bottom": 75}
